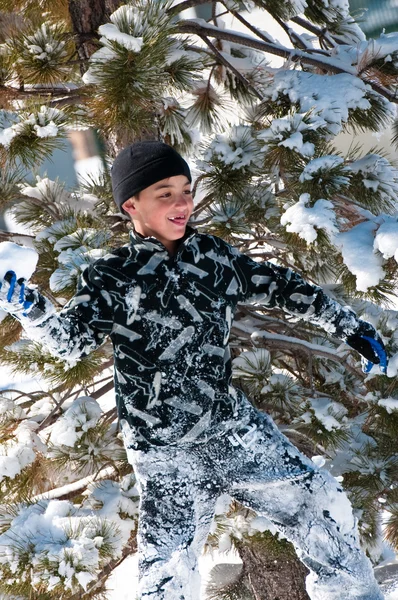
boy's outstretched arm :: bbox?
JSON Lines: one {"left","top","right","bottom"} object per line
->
{"left": 232, "top": 250, "right": 388, "bottom": 373}
{"left": 0, "top": 266, "right": 114, "bottom": 362}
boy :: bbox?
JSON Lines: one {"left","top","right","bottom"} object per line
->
{"left": 0, "top": 141, "right": 387, "bottom": 600}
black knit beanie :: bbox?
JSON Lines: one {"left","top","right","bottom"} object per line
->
{"left": 111, "top": 141, "right": 192, "bottom": 212}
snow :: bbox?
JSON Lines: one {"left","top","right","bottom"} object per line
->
{"left": 278, "top": 130, "right": 315, "bottom": 156}
{"left": 281, "top": 193, "right": 338, "bottom": 243}
{"left": 21, "top": 176, "right": 72, "bottom": 205}
{"left": 35, "top": 121, "right": 58, "bottom": 138}
{"left": 337, "top": 221, "right": 385, "bottom": 292}
{"left": 299, "top": 155, "right": 346, "bottom": 183}
{"left": 378, "top": 397, "right": 398, "bottom": 414}
{"left": 201, "top": 125, "right": 261, "bottom": 171}
{"left": 337, "top": 32, "right": 398, "bottom": 69}
{"left": 347, "top": 154, "right": 398, "bottom": 205}
{"left": 232, "top": 347, "right": 270, "bottom": 376}
{"left": 301, "top": 396, "right": 347, "bottom": 432}
{"left": 262, "top": 70, "right": 395, "bottom": 136}
{"left": 0, "top": 106, "right": 65, "bottom": 147}
{"left": 97, "top": 23, "right": 143, "bottom": 52}
{"left": 0, "top": 473, "right": 138, "bottom": 594}
{"left": 49, "top": 397, "right": 102, "bottom": 448}
{"left": 106, "top": 547, "right": 244, "bottom": 600}
{"left": 258, "top": 113, "right": 324, "bottom": 158}
{"left": 374, "top": 217, "right": 398, "bottom": 262}
{"left": 0, "top": 242, "right": 39, "bottom": 281}
{"left": 0, "top": 420, "right": 46, "bottom": 482}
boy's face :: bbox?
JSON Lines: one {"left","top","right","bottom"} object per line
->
{"left": 122, "top": 175, "right": 194, "bottom": 253}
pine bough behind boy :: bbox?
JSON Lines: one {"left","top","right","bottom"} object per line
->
{"left": 0, "top": 141, "right": 388, "bottom": 600}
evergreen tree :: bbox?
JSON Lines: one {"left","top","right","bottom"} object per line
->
{"left": 0, "top": 1, "right": 398, "bottom": 598}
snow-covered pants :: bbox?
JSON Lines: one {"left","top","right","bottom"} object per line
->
{"left": 125, "top": 403, "right": 383, "bottom": 600}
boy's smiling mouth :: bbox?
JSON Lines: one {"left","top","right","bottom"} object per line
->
{"left": 168, "top": 214, "right": 187, "bottom": 224}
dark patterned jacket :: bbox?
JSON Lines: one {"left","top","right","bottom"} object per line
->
{"left": 22, "top": 228, "right": 366, "bottom": 450}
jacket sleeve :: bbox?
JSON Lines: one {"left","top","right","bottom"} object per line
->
{"left": 18, "top": 264, "right": 114, "bottom": 363}
{"left": 230, "top": 249, "right": 367, "bottom": 341}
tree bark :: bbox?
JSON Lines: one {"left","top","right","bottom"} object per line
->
{"left": 236, "top": 533, "right": 310, "bottom": 600}
{"left": 68, "top": 0, "right": 122, "bottom": 71}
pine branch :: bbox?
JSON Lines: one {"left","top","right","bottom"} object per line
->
{"left": 200, "top": 34, "right": 263, "bottom": 101}
{"left": 177, "top": 19, "right": 355, "bottom": 73}
{"left": 0, "top": 230, "right": 35, "bottom": 242}
{"left": 33, "top": 465, "right": 117, "bottom": 501}
{"left": 168, "top": 0, "right": 211, "bottom": 15}
{"left": 67, "top": 536, "right": 137, "bottom": 600}
{"left": 231, "top": 320, "right": 362, "bottom": 377}
{"left": 91, "top": 379, "right": 115, "bottom": 400}
{"left": 177, "top": 19, "right": 398, "bottom": 103}
{"left": 220, "top": 3, "right": 276, "bottom": 45}
{"left": 37, "top": 361, "right": 114, "bottom": 432}
{"left": 291, "top": 15, "right": 339, "bottom": 47}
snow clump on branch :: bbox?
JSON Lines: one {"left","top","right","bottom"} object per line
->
{"left": 200, "top": 125, "right": 262, "bottom": 171}
{"left": 0, "top": 420, "right": 46, "bottom": 482}
{"left": 49, "top": 397, "right": 102, "bottom": 448}
{"left": 262, "top": 71, "right": 394, "bottom": 136}
{"left": 281, "top": 193, "right": 338, "bottom": 243}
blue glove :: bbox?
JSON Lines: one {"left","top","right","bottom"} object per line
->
{"left": 0, "top": 270, "right": 33, "bottom": 316}
{"left": 360, "top": 336, "right": 388, "bottom": 374}
{"left": 345, "top": 323, "right": 388, "bottom": 375}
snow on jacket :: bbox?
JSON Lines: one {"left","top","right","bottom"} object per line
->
{"left": 22, "top": 228, "right": 366, "bottom": 450}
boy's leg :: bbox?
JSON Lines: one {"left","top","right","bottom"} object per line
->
{"left": 126, "top": 446, "right": 218, "bottom": 600}
{"left": 213, "top": 404, "right": 383, "bottom": 600}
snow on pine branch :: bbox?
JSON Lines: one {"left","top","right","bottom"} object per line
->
{"left": 281, "top": 193, "right": 339, "bottom": 243}
{"left": 347, "top": 154, "right": 398, "bottom": 205}
{"left": 261, "top": 70, "right": 394, "bottom": 136}
{"left": 0, "top": 392, "right": 137, "bottom": 596}
{"left": 0, "top": 474, "right": 138, "bottom": 594}
{"left": 0, "top": 418, "right": 46, "bottom": 482}
{"left": 49, "top": 397, "right": 103, "bottom": 448}
{"left": 0, "top": 106, "right": 64, "bottom": 147}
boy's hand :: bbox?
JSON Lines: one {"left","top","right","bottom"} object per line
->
{"left": 0, "top": 271, "right": 33, "bottom": 316}
{"left": 345, "top": 322, "right": 388, "bottom": 374}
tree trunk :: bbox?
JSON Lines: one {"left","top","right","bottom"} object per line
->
{"left": 68, "top": 0, "right": 122, "bottom": 71}
{"left": 236, "top": 533, "right": 310, "bottom": 600}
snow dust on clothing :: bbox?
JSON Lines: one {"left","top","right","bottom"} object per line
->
{"left": 126, "top": 399, "right": 383, "bottom": 600}
{"left": 22, "top": 227, "right": 369, "bottom": 450}
{"left": 18, "top": 228, "right": 384, "bottom": 599}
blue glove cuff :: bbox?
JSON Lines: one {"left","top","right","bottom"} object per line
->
{"left": 6, "top": 271, "right": 17, "bottom": 303}
{"left": 362, "top": 335, "right": 388, "bottom": 374}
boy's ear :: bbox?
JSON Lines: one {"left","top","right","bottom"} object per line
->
{"left": 122, "top": 197, "right": 136, "bottom": 216}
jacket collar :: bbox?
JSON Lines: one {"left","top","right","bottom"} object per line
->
{"left": 129, "top": 225, "right": 197, "bottom": 254}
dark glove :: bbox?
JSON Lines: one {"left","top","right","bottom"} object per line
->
{"left": 0, "top": 270, "right": 33, "bottom": 316}
{"left": 345, "top": 321, "right": 388, "bottom": 374}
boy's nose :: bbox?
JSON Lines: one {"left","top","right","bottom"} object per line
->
{"left": 175, "top": 194, "right": 189, "bottom": 206}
